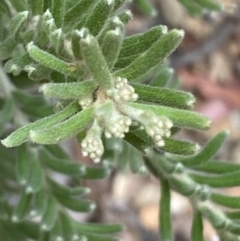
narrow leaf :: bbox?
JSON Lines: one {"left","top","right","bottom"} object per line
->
{"left": 102, "top": 27, "right": 124, "bottom": 70}
{"left": 30, "top": 107, "right": 94, "bottom": 144}
{"left": 47, "top": 177, "right": 90, "bottom": 196}
{"left": 1, "top": 101, "right": 80, "bottom": 147}
{"left": 40, "top": 80, "right": 97, "bottom": 100}
{"left": 160, "top": 178, "right": 173, "bottom": 241}
{"left": 25, "top": 155, "right": 43, "bottom": 193}
{"left": 114, "top": 29, "right": 184, "bottom": 81}
{"left": 64, "top": 0, "right": 94, "bottom": 25}
{"left": 194, "top": 0, "right": 222, "bottom": 10}
{"left": 40, "top": 148, "right": 86, "bottom": 176}
{"left": 51, "top": 0, "right": 65, "bottom": 27}
{"left": 84, "top": 0, "right": 114, "bottom": 36}
{"left": 41, "top": 196, "right": 57, "bottom": 231}
{"left": 80, "top": 33, "right": 113, "bottom": 89}
{"left": 12, "top": 192, "right": 32, "bottom": 222}
{"left": 191, "top": 210, "right": 204, "bottom": 241}
{"left": 30, "top": 189, "right": 47, "bottom": 217}
{"left": 177, "top": 0, "right": 203, "bottom": 15}
{"left": 55, "top": 193, "right": 96, "bottom": 212}
{"left": 134, "top": 0, "right": 157, "bottom": 16}
{"left": 0, "top": 37, "right": 17, "bottom": 60}
{"left": 9, "top": 11, "right": 29, "bottom": 40}
{"left": 16, "top": 144, "right": 30, "bottom": 186}
{"left": 27, "top": 42, "right": 79, "bottom": 76}
{"left": 192, "top": 161, "right": 240, "bottom": 174}
{"left": 30, "top": 0, "right": 44, "bottom": 15}
{"left": 171, "top": 131, "right": 229, "bottom": 166}
{"left": 150, "top": 67, "right": 174, "bottom": 87}
{"left": 81, "top": 166, "right": 110, "bottom": 179}
{"left": 190, "top": 170, "right": 240, "bottom": 188}
{"left": 73, "top": 222, "right": 123, "bottom": 234}
{"left": 132, "top": 83, "right": 195, "bottom": 109}
{"left": 118, "top": 25, "right": 167, "bottom": 58}
{"left": 210, "top": 193, "right": 240, "bottom": 209}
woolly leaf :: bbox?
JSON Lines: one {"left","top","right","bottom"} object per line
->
{"left": 29, "top": 0, "right": 44, "bottom": 15}
{"left": 132, "top": 83, "right": 195, "bottom": 109}
{"left": 80, "top": 33, "right": 113, "bottom": 89}
{"left": 64, "top": 0, "right": 94, "bottom": 26}
{"left": 102, "top": 27, "right": 124, "bottom": 70}
{"left": 71, "top": 30, "right": 84, "bottom": 60}
{"left": 40, "top": 80, "right": 97, "bottom": 100}
{"left": 51, "top": 0, "right": 65, "bottom": 28}
{"left": 114, "top": 29, "right": 184, "bottom": 81}
{"left": 163, "top": 138, "right": 199, "bottom": 155}
{"left": 83, "top": 0, "right": 114, "bottom": 36}
{"left": 118, "top": 25, "right": 167, "bottom": 58}
{"left": 159, "top": 178, "right": 173, "bottom": 241}
{"left": 30, "top": 107, "right": 94, "bottom": 144}
{"left": 9, "top": 11, "right": 29, "bottom": 40}
{"left": 1, "top": 101, "right": 80, "bottom": 147}
{"left": 171, "top": 131, "right": 229, "bottom": 166}
{"left": 27, "top": 42, "right": 79, "bottom": 77}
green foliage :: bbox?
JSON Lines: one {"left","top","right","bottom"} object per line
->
{"left": 0, "top": 0, "right": 239, "bottom": 241}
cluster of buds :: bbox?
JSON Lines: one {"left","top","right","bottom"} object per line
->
{"left": 104, "top": 114, "right": 132, "bottom": 138}
{"left": 141, "top": 114, "right": 173, "bottom": 147}
{"left": 81, "top": 120, "right": 104, "bottom": 163}
{"left": 80, "top": 77, "right": 173, "bottom": 162}
{"left": 119, "top": 104, "right": 173, "bottom": 148}
{"left": 95, "top": 100, "right": 132, "bottom": 139}
{"left": 107, "top": 77, "right": 138, "bottom": 102}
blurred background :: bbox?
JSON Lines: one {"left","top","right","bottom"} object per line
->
{"left": 70, "top": 0, "right": 240, "bottom": 240}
